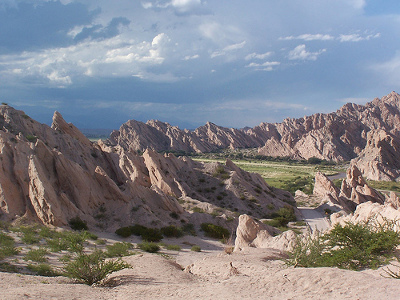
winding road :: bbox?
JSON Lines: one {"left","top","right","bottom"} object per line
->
{"left": 298, "top": 207, "right": 330, "bottom": 233}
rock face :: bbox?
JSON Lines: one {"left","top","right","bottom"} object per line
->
{"left": 351, "top": 129, "right": 400, "bottom": 181}
{"left": 0, "top": 105, "right": 293, "bottom": 230}
{"left": 234, "top": 214, "right": 297, "bottom": 252}
{"left": 312, "top": 165, "right": 384, "bottom": 212}
{"left": 108, "top": 92, "right": 400, "bottom": 181}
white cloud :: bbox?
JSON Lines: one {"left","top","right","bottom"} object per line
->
{"left": 338, "top": 33, "right": 380, "bottom": 42}
{"left": 183, "top": 54, "right": 199, "bottom": 60}
{"left": 246, "top": 61, "right": 280, "bottom": 71}
{"left": 141, "top": 0, "right": 206, "bottom": 15}
{"left": 288, "top": 44, "right": 326, "bottom": 61}
{"left": 280, "top": 34, "right": 334, "bottom": 41}
{"left": 211, "top": 41, "right": 246, "bottom": 58}
{"left": 0, "top": 33, "right": 174, "bottom": 85}
{"left": 245, "top": 52, "right": 273, "bottom": 60}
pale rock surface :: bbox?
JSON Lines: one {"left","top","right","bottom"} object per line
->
{"left": 331, "top": 201, "right": 400, "bottom": 231}
{"left": 0, "top": 105, "right": 294, "bottom": 230}
{"left": 234, "top": 214, "right": 297, "bottom": 252}
{"left": 340, "top": 165, "right": 385, "bottom": 205}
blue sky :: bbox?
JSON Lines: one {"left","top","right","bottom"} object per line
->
{"left": 1, "top": 0, "right": 400, "bottom": 129}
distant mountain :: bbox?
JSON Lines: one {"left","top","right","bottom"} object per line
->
{"left": 107, "top": 91, "right": 400, "bottom": 181}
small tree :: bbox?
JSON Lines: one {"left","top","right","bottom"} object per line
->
{"left": 63, "top": 250, "right": 131, "bottom": 285}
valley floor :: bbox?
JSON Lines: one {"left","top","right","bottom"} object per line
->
{"left": 1, "top": 237, "right": 400, "bottom": 300}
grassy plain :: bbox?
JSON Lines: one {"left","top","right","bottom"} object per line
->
{"left": 193, "top": 157, "right": 346, "bottom": 194}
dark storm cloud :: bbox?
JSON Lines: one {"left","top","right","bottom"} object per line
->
{"left": 73, "top": 17, "right": 130, "bottom": 42}
{"left": 0, "top": 1, "right": 97, "bottom": 54}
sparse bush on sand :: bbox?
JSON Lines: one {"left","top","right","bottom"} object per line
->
{"left": 63, "top": 250, "right": 131, "bottom": 285}
{"left": 200, "top": 223, "right": 230, "bottom": 240}
{"left": 287, "top": 218, "right": 400, "bottom": 270}
{"left": 191, "top": 245, "right": 201, "bottom": 252}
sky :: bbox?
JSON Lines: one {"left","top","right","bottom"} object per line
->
{"left": 1, "top": 0, "right": 400, "bottom": 130}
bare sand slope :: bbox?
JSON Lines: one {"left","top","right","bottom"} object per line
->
{"left": 1, "top": 248, "right": 399, "bottom": 300}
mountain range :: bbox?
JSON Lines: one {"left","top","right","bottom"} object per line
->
{"left": 108, "top": 91, "right": 400, "bottom": 181}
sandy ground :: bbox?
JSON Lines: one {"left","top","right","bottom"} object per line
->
{"left": 1, "top": 234, "right": 400, "bottom": 300}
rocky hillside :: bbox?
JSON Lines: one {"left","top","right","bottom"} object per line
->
{"left": 0, "top": 105, "right": 293, "bottom": 230}
{"left": 108, "top": 91, "right": 400, "bottom": 180}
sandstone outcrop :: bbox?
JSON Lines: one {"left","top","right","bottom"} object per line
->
{"left": 352, "top": 129, "right": 400, "bottom": 181}
{"left": 0, "top": 105, "right": 294, "bottom": 231}
{"left": 311, "top": 165, "right": 385, "bottom": 212}
{"left": 234, "top": 214, "right": 297, "bottom": 252}
{"left": 108, "top": 91, "right": 400, "bottom": 181}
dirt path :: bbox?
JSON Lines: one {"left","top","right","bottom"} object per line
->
{"left": 298, "top": 207, "right": 330, "bottom": 233}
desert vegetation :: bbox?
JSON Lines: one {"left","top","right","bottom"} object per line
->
{"left": 0, "top": 222, "right": 200, "bottom": 285}
{"left": 286, "top": 218, "right": 400, "bottom": 270}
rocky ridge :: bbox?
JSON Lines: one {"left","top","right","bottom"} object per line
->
{"left": 108, "top": 91, "right": 400, "bottom": 181}
{"left": 0, "top": 105, "right": 293, "bottom": 230}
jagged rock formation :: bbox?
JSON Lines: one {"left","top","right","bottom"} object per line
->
{"left": 311, "top": 165, "right": 385, "bottom": 212}
{"left": 351, "top": 129, "right": 400, "bottom": 181}
{"left": 108, "top": 92, "right": 400, "bottom": 181}
{"left": 234, "top": 214, "right": 297, "bottom": 252}
{"left": 0, "top": 105, "right": 293, "bottom": 230}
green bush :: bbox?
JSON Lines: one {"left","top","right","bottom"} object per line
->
{"left": 68, "top": 216, "right": 88, "bottom": 231}
{"left": 0, "top": 232, "right": 19, "bottom": 259}
{"left": 0, "top": 262, "right": 19, "bottom": 273}
{"left": 264, "top": 217, "right": 289, "bottom": 228}
{"left": 106, "top": 242, "right": 133, "bottom": 257}
{"left": 191, "top": 245, "right": 201, "bottom": 252}
{"left": 287, "top": 219, "right": 400, "bottom": 270}
{"left": 140, "top": 228, "right": 163, "bottom": 242}
{"left": 129, "top": 224, "right": 148, "bottom": 236}
{"left": 115, "top": 224, "right": 163, "bottom": 242}
{"left": 27, "top": 263, "right": 59, "bottom": 277}
{"left": 46, "top": 231, "right": 86, "bottom": 253}
{"left": 182, "top": 223, "right": 196, "bottom": 236}
{"left": 165, "top": 244, "right": 181, "bottom": 251}
{"left": 63, "top": 250, "right": 130, "bottom": 285}
{"left": 24, "top": 248, "right": 49, "bottom": 263}
{"left": 137, "top": 242, "right": 160, "bottom": 253}
{"left": 160, "top": 225, "right": 184, "bottom": 238}
{"left": 200, "top": 223, "right": 230, "bottom": 240}
{"left": 115, "top": 226, "right": 133, "bottom": 238}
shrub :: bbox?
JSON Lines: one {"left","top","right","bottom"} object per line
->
{"left": 165, "top": 244, "right": 181, "bottom": 251}
{"left": 0, "top": 262, "right": 19, "bottom": 273}
{"left": 191, "top": 245, "right": 201, "bottom": 252}
{"left": 129, "top": 224, "right": 148, "bottom": 236}
{"left": 68, "top": 216, "right": 88, "bottom": 231}
{"left": 200, "top": 223, "right": 230, "bottom": 240}
{"left": 115, "top": 224, "right": 163, "bottom": 242}
{"left": 137, "top": 242, "right": 160, "bottom": 253}
{"left": 17, "top": 225, "right": 41, "bottom": 244}
{"left": 160, "top": 225, "right": 184, "bottom": 238}
{"left": 182, "top": 223, "right": 196, "bottom": 236}
{"left": 106, "top": 242, "right": 133, "bottom": 257}
{"left": 286, "top": 219, "right": 400, "bottom": 270}
{"left": 46, "top": 231, "right": 86, "bottom": 253}
{"left": 0, "top": 232, "right": 19, "bottom": 259}
{"left": 24, "top": 248, "right": 49, "bottom": 263}
{"left": 140, "top": 228, "right": 163, "bottom": 242}
{"left": 169, "top": 212, "right": 179, "bottom": 219}
{"left": 115, "top": 226, "right": 133, "bottom": 238}
{"left": 63, "top": 250, "right": 131, "bottom": 285}
{"left": 27, "top": 263, "right": 60, "bottom": 277}
{"left": 25, "top": 135, "right": 37, "bottom": 143}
